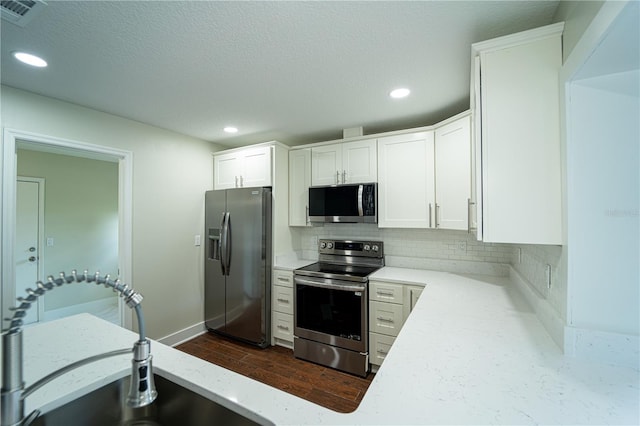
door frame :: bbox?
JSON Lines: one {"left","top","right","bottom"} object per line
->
{"left": 1, "top": 128, "right": 133, "bottom": 330}
{"left": 16, "top": 176, "right": 46, "bottom": 322}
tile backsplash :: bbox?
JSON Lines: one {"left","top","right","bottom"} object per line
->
{"left": 291, "top": 224, "right": 514, "bottom": 275}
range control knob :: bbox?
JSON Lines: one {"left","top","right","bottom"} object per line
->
{"left": 326, "top": 242, "right": 334, "bottom": 249}
{"left": 372, "top": 245, "right": 379, "bottom": 252}
{"left": 320, "top": 242, "right": 326, "bottom": 249}
{"left": 364, "top": 244, "right": 371, "bottom": 251}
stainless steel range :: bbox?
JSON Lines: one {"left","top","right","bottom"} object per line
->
{"left": 293, "top": 239, "right": 384, "bottom": 377}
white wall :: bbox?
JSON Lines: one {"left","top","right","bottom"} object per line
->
{"left": 553, "top": 1, "right": 604, "bottom": 62}
{"left": 2, "top": 85, "right": 221, "bottom": 340}
{"left": 17, "top": 149, "right": 119, "bottom": 311}
{"left": 559, "top": 0, "right": 639, "bottom": 368}
{"left": 567, "top": 73, "right": 639, "bottom": 335}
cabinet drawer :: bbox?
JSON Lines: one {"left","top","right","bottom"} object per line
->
{"left": 272, "top": 269, "right": 294, "bottom": 288}
{"left": 369, "top": 281, "right": 404, "bottom": 304}
{"left": 369, "top": 332, "right": 396, "bottom": 366}
{"left": 272, "top": 311, "right": 294, "bottom": 342}
{"left": 272, "top": 285, "right": 294, "bottom": 315}
{"left": 369, "top": 300, "right": 405, "bottom": 336}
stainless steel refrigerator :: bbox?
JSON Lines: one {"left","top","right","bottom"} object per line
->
{"left": 204, "top": 187, "right": 272, "bottom": 348}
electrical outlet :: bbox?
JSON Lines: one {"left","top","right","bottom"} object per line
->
{"left": 456, "top": 241, "right": 467, "bottom": 252}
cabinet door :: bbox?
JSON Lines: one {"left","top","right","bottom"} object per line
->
{"left": 377, "top": 132, "right": 435, "bottom": 228}
{"left": 289, "top": 149, "right": 311, "bottom": 226}
{"left": 272, "top": 311, "right": 294, "bottom": 344}
{"left": 369, "top": 300, "right": 405, "bottom": 337}
{"left": 214, "top": 152, "right": 242, "bottom": 189}
{"left": 403, "top": 285, "right": 424, "bottom": 320}
{"left": 477, "top": 30, "right": 562, "bottom": 244}
{"left": 343, "top": 139, "right": 377, "bottom": 183}
{"left": 241, "top": 146, "right": 272, "bottom": 188}
{"left": 272, "top": 285, "right": 294, "bottom": 315}
{"left": 311, "top": 144, "right": 342, "bottom": 185}
{"left": 369, "top": 281, "right": 404, "bottom": 304}
{"left": 272, "top": 269, "right": 294, "bottom": 288}
{"left": 369, "top": 332, "right": 396, "bottom": 366}
{"left": 435, "top": 115, "right": 471, "bottom": 230}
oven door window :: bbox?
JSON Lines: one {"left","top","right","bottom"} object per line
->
{"left": 296, "top": 283, "right": 363, "bottom": 341}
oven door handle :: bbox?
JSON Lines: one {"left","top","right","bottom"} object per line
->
{"left": 294, "top": 276, "right": 366, "bottom": 292}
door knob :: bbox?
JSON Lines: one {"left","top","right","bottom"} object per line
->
{"left": 29, "top": 247, "right": 36, "bottom": 252}
{"left": 28, "top": 256, "right": 37, "bottom": 262}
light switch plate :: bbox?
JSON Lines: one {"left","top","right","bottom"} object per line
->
{"left": 194, "top": 235, "right": 201, "bottom": 246}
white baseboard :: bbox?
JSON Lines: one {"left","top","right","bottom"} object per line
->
{"left": 158, "top": 321, "right": 207, "bottom": 347}
{"left": 564, "top": 326, "right": 639, "bottom": 370}
{"left": 42, "top": 297, "right": 120, "bottom": 324}
{"left": 509, "top": 266, "right": 565, "bottom": 349}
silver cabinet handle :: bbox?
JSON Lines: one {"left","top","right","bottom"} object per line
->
{"left": 276, "top": 298, "right": 290, "bottom": 304}
{"left": 376, "top": 317, "right": 394, "bottom": 323}
{"left": 277, "top": 325, "right": 290, "bottom": 330}
{"left": 336, "top": 170, "right": 340, "bottom": 184}
{"left": 429, "top": 203, "right": 432, "bottom": 228}
{"left": 239, "top": 175, "right": 243, "bottom": 187}
{"left": 277, "top": 276, "right": 291, "bottom": 283}
{"left": 342, "top": 170, "right": 346, "bottom": 183}
{"left": 376, "top": 291, "right": 394, "bottom": 297}
{"left": 234, "top": 176, "right": 238, "bottom": 187}
{"left": 435, "top": 203, "right": 440, "bottom": 228}
{"left": 377, "top": 349, "right": 389, "bottom": 355}
{"left": 305, "top": 206, "right": 309, "bottom": 225}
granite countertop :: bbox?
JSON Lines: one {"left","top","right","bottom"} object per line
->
{"left": 18, "top": 267, "right": 639, "bottom": 425}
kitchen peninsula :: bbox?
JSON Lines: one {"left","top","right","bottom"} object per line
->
{"left": 19, "top": 268, "right": 638, "bottom": 425}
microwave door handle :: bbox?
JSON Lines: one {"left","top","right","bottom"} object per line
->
{"left": 357, "top": 185, "right": 364, "bottom": 216}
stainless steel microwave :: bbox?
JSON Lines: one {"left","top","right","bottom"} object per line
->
{"left": 308, "top": 183, "right": 377, "bottom": 223}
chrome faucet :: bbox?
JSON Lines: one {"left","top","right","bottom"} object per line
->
{"left": 1, "top": 270, "right": 158, "bottom": 426}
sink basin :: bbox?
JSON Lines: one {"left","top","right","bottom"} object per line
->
{"left": 32, "top": 374, "right": 269, "bottom": 425}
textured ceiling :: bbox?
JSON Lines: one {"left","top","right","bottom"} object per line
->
{"left": 1, "top": 1, "right": 560, "bottom": 148}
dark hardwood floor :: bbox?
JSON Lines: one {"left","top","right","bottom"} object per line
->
{"left": 175, "top": 332, "right": 375, "bottom": 413}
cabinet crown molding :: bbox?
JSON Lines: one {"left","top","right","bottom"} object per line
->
{"left": 472, "top": 22, "right": 565, "bottom": 55}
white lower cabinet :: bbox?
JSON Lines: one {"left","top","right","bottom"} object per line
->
{"left": 271, "top": 268, "right": 294, "bottom": 348}
{"left": 272, "top": 311, "right": 294, "bottom": 345}
{"left": 369, "top": 301, "right": 405, "bottom": 336}
{"left": 369, "top": 280, "right": 423, "bottom": 368}
{"left": 369, "top": 333, "right": 396, "bottom": 366}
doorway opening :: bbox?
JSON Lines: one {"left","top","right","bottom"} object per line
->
{"left": 1, "top": 129, "right": 133, "bottom": 331}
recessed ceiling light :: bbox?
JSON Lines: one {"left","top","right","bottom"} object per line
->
{"left": 13, "top": 51, "right": 47, "bottom": 68}
{"left": 390, "top": 88, "right": 410, "bottom": 99}
{"left": 223, "top": 126, "right": 238, "bottom": 133}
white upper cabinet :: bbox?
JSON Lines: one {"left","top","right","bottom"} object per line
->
{"left": 471, "top": 23, "right": 563, "bottom": 244}
{"left": 311, "top": 139, "right": 377, "bottom": 185}
{"left": 434, "top": 115, "right": 471, "bottom": 230}
{"left": 288, "top": 148, "right": 312, "bottom": 226}
{"left": 378, "top": 131, "right": 435, "bottom": 228}
{"left": 214, "top": 146, "right": 272, "bottom": 189}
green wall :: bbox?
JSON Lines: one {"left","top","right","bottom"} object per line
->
{"left": 17, "top": 149, "right": 119, "bottom": 311}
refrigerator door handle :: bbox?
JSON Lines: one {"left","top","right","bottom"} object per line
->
{"left": 220, "top": 212, "right": 230, "bottom": 276}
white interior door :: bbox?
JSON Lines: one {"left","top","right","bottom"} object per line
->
{"left": 16, "top": 178, "right": 43, "bottom": 325}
